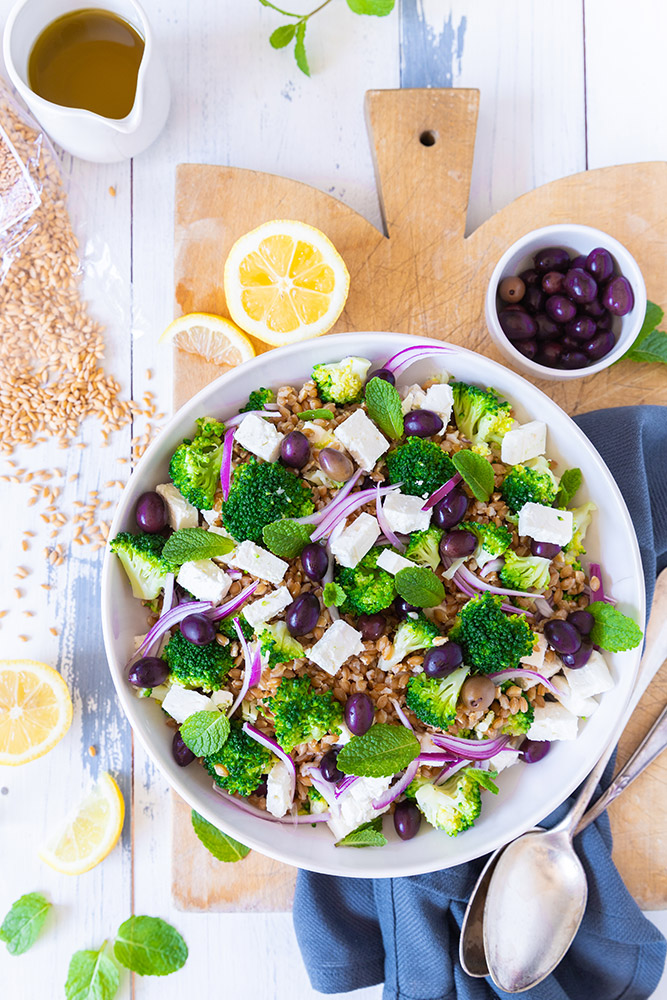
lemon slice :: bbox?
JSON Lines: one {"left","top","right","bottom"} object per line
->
{"left": 0, "top": 659, "right": 72, "bottom": 766}
{"left": 159, "top": 312, "right": 255, "bottom": 366}
{"left": 39, "top": 771, "right": 124, "bottom": 875}
{"left": 223, "top": 219, "right": 350, "bottom": 346}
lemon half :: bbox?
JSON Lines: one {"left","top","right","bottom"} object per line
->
{"left": 159, "top": 312, "right": 255, "bottom": 366}
{"left": 0, "top": 659, "right": 72, "bottom": 766}
{"left": 39, "top": 771, "right": 125, "bottom": 875}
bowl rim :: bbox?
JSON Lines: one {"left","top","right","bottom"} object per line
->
{"left": 101, "top": 331, "right": 645, "bottom": 877}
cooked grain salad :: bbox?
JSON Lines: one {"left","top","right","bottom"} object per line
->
{"left": 111, "top": 345, "right": 643, "bottom": 846}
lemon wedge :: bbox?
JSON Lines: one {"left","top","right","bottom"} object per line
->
{"left": 39, "top": 771, "right": 125, "bottom": 875}
{"left": 0, "top": 659, "right": 72, "bottom": 766}
{"left": 159, "top": 312, "right": 255, "bottom": 366}
{"left": 223, "top": 219, "right": 350, "bottom": 346}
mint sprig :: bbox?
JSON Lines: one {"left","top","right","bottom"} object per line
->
{"left": 555, "top": 468, "right": 582, "bottom": 508}
{"left": 338, "top": 723, "right": 420, "bottom": 777}
{"left": 298, "top": 408, "right": 335, "bottom": 421}
{"left": 622, "top": 301, "right": 667, "bottom": 365}
{"left": 323, "top": 582, "right": 346, "bottom": 607}
{"left": 191, "top": 810, "right": 250, "bottom": 862}
{"left": 162, "top": 527, "right": 234, "bottom": 565}
{"left": 180, "top": 711, "right": 230, "bottom": 757}
{"left": 365, "top": 376, "right": 404, "bottom": 439}
{"left": 587, "top": 602, "right": 643, "bottom": 652}
{"left": 113, "top": 916, "right": 188, "bottom": 976}
{"left": 262, "top": 519, "right": 314, "bottom": 558}
{"left": 395, "top": 566, "right": 445, "bottom": 608}
{"left": 335, "top": 816, "right": 387, "bottom": 848}
{"left": 65, "top": 943, "right": 120, "bottom": 1000}
{"left": 0, "top": 892, "right": 50, "bottom": 955}
{"left": 451, "top": 449, "right": 495, "bottom": 502}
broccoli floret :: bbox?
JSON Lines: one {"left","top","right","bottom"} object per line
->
{"left": 311, "top": 356, "right": 371, "bottom": 404}
{"left": 384, "top": 613, "right": 442, "bottom": 669}
{"left": 501, "top": 705, "right": 534, "bottom": 736}
{"left": 405, "top": 526, "right": 444, "bottom": 571}
{"left": 563, "top": 501, "right": 597, "bottom": 562}
{"left": 217, "top": 615, "right": 254, "bottom": 641}
{"left": 204, "top": 723, "right": 272, "bottom": 796}
{"left": 386, "top": 437, "right": 456, "bottom": 498}
{"left": 163, "top": 630, "right": 233, "bottom": 691}
{"left": 306, "top": 786, "right": 329, "bottom": 814}
{"left": 109, "top": 531, "right": 175, "bottom": 600}
{"left": 414, "top": 767, "right": 499, "bottom": 836}
{"left": 451, "top": 382, "right": 514, "bottom": 453}
{"left": 406, "top": 665, "right": 469, "bottom": 729}
{"left": 241, "top": 388, "right": 275, "bottom": 413}
{"left": 501, "top": 463, "right": 558, "bottom": 514}
{"left": 498, "top": 552, "right": 551, "bottom": 593}
{"left": 222, "top": 458, "right": 315, "bottom": 543}
{"left": 336, "top": 546, "right": 396, "bottom": 615}
{"left": 449, "top": 593, "right": 536, "bottom": 674}
{"left": 265, "top": 676, "right": 342, "bottom": 752}
{"left": 169, "top": 416, "right": 226, "bottom": 509}
{"left": 464, "top": 522, "right": 512, "bottom": 568}
{"left": 259, "top": 621, "right": 305, "bottom": 667}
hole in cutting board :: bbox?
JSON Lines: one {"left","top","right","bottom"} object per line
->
{"left": 419, "top": 130, "right": 438, "bottom": 146}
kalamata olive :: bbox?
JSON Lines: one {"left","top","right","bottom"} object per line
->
{"left": 498, "top": 275, "right": 526, "bottom": 303}
{"left": 596, "top": 311, "right": 612, "bottom": 331}
{"left": 545, "top": 294, "right": 577, "bottom": 324}
{"left": 393, "top": 596, "right": 417, "bottom": 617}
{"left": 521, "top": 739, "right": 551, "bottom": 763}
{"left": 252, "top": 779, "right": 268, "bottom": 797}
{"left": 570, "top": 254, "right": 587, "bottom": 269}
{"left": 541, "top": 271, "right": 564, "bottom": 295}
{"left": 568, "top": 610, "right": 594, "bottom": 636}
{"left": 172, "top": 731, "right": 196, "bottom": 767}
{"left": 394, "top": 800, "right": 422, "bottom": 840}
{"left": 318, "top": 447, "right": 355, "bottom": 482}
{"left": 404, "top": 409, "right": 444, "bottom": 438}
{"left": 561, "top": 641, "right": 593, "bottom": 670}
{"left": 514, "top": 339, "right": 538, "bottom": 361}
{"left": 602, "top": 276, "right": 634, "bottom": 316}
{"left": 286, "top": 592, "right": 320, "bottom": 636}
{"left": 534, "top": 312, "right": 560, "bottom": 340}
{"left": 519, "top": 268, "right": 540, "bottom": 286}
{"left": 180, "top": 613, "right": 216, "bottom": 646}
{"left": 128, "top": 656, "right": 169, "bottom": 688}
{"left": 585, "top": 247, "right": 614, "bottom": 282}
{"left": 280, "top": 430, "right": 310, "bottom": 468}
{"left": 584, "top": 331, "right": 616, "bottom": 361}
{"left": 523, "top": 284, "right": 545, "bottom": 314}
{"left": 440, "top": 529, "right": 477, "bottom": 558}
{"left": 357, "top": 613, "right": 386, "bottom": 640}
{"left": 459, "top": 675, "right": 496, "bottom": 712}
{"left": 563, "top": 267, "right": 598, "bottom": 304}
{"left": 345, "top": 692, "right": 375, "bottom": 735}
{"left": 320, "top": 748, "right": 343, "bottom": 783}
{"left": 565, "top": 316, "right": 597, "bottom": 341}
{"left": 534, "top": 247, "right": 571, "bottom": 273}
{"left": 301, "top": 542, "right": 329, "bottom": 582}
{"left": 560, "top": 350, "right": 589, "bottom": 370}
{"left": 537, "top": 341, "right": 563, "bottom": 367}
{"left": 544, "top": 619, "right": 582, "bottom": 655}
{"left": 499, "top": 308, "right": 537, "bottom": 341}
{"left": 136, "top": 491, "right": 167, "bottom": 533}
{"left": 432, "top": 489, "right": 468, "bottom": 530}
{"left": 584, "top": 298, "right": 607, "bottom": 318}
{"left": 561, "top": 335, "right": 582, "bottom": 351}
{"left": 368, "top": 368, "right": 395, "bottom": 385}
{"left": 423, "top": 642, "right": 463, "bottom": 677}
{"left": 530, "top": 539, "right": 561, "bottom": 559}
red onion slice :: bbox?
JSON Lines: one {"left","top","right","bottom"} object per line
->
{"left": 130, "top": 599, "right": 212, "bottom": 664}
{"left": 220, "top": 426, "right": 236, "bottom": 501}
{"left": 212, "top": 784, "right": 330, "bottom": 823}
{"left": 228, "top": 620, "right": 263, "bottom": 717}
{"left": 588, "top": 562, "right": 615, "bottom": 604}
{"left": 296, "top": 468, "right": 365, "bottom": 526}
{"left": 435, "top": 759, "right": 469, "bottom": 785}
{"left": 208, "top": 580, "right": 260, "bottom": 621}
{"left": 533, "top": 596, "right": 554, "bottom": 618}
{"left": 488, "top": 667, "right": 560, "bottom": 697}
{"left": 480, "top": 557, "right": 504, "bottom": 578}
{"left": 391, "top": 698, "right": 414, "bottom": 731}
{"left": 334, "top": 774, "right": 359, "bottom": 799}
{"left": 452, "top": 569, "right": 533, "bottom": 618}
{"left": 311, "top": 485, "right": 399, "bottom": 542}
{"left": 422, "top": 472, "right": 463, "bottom": 511}
{"left": 225, "top": 410, "right": 281, "bottom": 427}
{"left": 383, "top": 343, "right": 454, "bottom": 377}
{"left": 456, "top": 562, "right": 541, "bottom": 600}
{"left": 372, "top": 758, "right": 419, "bottom": 810}
{"left": 242, "top": 722, "right": 296, "bottom": 804}
{"left": 322, "top": 545, "right": 339, "bottom": 622}
{"left": 430, "top": 733, "right": 510, "bottom": 760}
{"left": 303, "top": 767, "right": 337, "bottom": 808}
{"left": 376, "top": 484, "right": 406, "bottom": 551}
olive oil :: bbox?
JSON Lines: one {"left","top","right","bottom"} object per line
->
{"left": 28, "top": 8, "right": 145, "bottom": 120}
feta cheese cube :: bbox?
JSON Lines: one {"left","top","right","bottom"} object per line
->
{"left": 400, "top": 383, "right": 427, "bottom": 415}
{"left": 517, "top": 644, "right": 562, "bottom": 690}
{"left": 201, "top": 507, "right": 222, "bottom": 527}
{"left": 527, "top": 701, "right": 579, "bottom": 741}
{"left": 234, "top": 413, "right": 284, "bottom": 463}
{"left": 327, "top": 775, "right": 392, "bottom": 841}
{"left": 382, "top": 492, "right": 431, "bottom": 534}
{"left": 564, "top": 650, "right": 614, "bottom": 699}
{"left": 518, "top": 502, "right": 573, "bottom": 547}
{"left": 550, "top": 674, "right": 599, "bottom": 718}
{"left": 176, "top": 559, "right": 232, "bottom": 605}
{"left": 376, "top": 548, "right": 416, "bottom": 575}
{"left": 330, "top": 513, "right": 380, "bottom": 568}
{"left": 423, "top": 383, "right": 454, "bottom": 425}
{"left": 210, "top": 689, "right": 233, "bottom": 710}
{"left": 155, "top": 483, "right": 198, "bottom": 530}
{"left": 520, "top": 633, "right": 548, "bottom": 670}
{"left": 243, "top": 586, "right": 293, "bottom": 628}
{"left": 227, "top": 540, "right": 288, "bottom": 585}
{"left": 487, "top": 748, "right": 521, "bottom": 773}
{"left": 162, "top": 686, "right": 216, "bottom": 724}
{"left": 308, "top": 620, "right": 364, "bottom": 676}
{"left": 266, "top": 761, "right": 294, "bottom": 819}
{"left": 335, "top": 721, "right": 355, "bottom": 746}
{"left": 333, "top": 409, "right": 389, "bottom": 471}
{"left": 501, "top": 421, "right": 547, "bottom": 466}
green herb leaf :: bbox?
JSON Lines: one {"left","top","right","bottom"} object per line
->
{"left": 269, "top": 23, "right": 296, "bottom": 47}
{"left": 394, "top": 566, "right": 445, "bottom": 608}
{"left": 466, "top": 768, "right": 500, "bottom": 794}
{"left": 335, "top": 816, "right": 388, "bottom": 848}
{"left": 298, "top": 409, "right": 335, "bottom": 421}
{"left": 294, "top": 21, "right": 310, "bottom": 76}
{"left": 622, "top": 300, "right": 665, "bottom": 364}
{"left": 113, "top": 916, "right": 188, "bottom": 977}
{"left": 625, "top": 328, "right": 667, "bottom": 365}
{"left": 191, "top": 810, "right": 250, "bottom": 862}
{"left": 364, "top": 377, "right": 404, "bottom": 439}
{"left": 162, "top": 527, "right": 235, "bottom": 565}
{"left": 555, "top": 468, "right": 582, "bottom": 508}
{"left": 262, "top": 519, "right": 314, "bottom": 558}
{"left": 451, "top": 449, "right": 495, "bottom": 502}
{"left": 338, "top": 723, "right": 420, "bottom": 777}
{"left": 0, "top": 892, "right": 50, "bottom": 955}
{"left": 588, "top": 602, "right": 643, "bottom": 653}
{"left": 180, "top": 711, "right": 230, "bottom": 757}
{"left": 345, "top": 0, "right": 396, "bottom": 14}
{"left": 322, "top": 582, "right": 346, "bottom": 607}
{"left": 65, "top": 943, "right": 120, "bottom": 1000}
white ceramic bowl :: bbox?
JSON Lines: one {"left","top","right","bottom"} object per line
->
{"left": 485, "top": 224, "right": 647, "bottom": 381}
{"left": 101, "top": 332, "right": 644, "bottom": 877}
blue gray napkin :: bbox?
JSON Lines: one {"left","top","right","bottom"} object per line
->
{"left": 293, "top": 405, "right": 667, "bottom": 1000}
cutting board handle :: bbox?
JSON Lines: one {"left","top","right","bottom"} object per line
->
{"left": 365, "top": 88, "right": 479, "bottom": 247}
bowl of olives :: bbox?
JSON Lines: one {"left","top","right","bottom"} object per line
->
{"left": 485, "top": 224, "right": 646, "bottom": 379}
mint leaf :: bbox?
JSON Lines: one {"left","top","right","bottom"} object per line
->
{"left": 269, "top": 23, "right": 295, "bottom": 48}
{"left": 395, "top": 566, "right": 445, "bottom": 607}
{"left": 335, "top": 816, "right": 387, "bottom": 848}
{"left": 0, "top": 892, "right": 50, "bottom": 955}
{"left": 365, "top": 376, "right": 404, "bottom": 439}
{"left": 623, "top": 300, "right": 667, "bottom": 364}
{"left": 298, "top": 409, "right": 335, "bottom": 421}
{"left": 65, "top": 943, "right": 120, "bottom": 1000}
{"left": 555, "top": 468, "right": 582, "bottom": 508}
{"left": 180, "top": 711, "right": 230, "bottom": 757}
{"left": 262, "top": 519, "right": 314, "bottom": 558}
{"left": 466, "top": 767, "right": 500, "bottom": 794}
{"left": 114, "top": 916, "right": 187, "bottom": 976}
{"left": 162, "top": 527, "right": 234, "bottom": 565}
{"left": 322, "top": 582, "right": 346, "bottom": 607}
{"left": 588, "top": 602, "right": 643, "bottom": 653}
{"left": 346, "top": 0, "right": 395, "bottom": 14}
{"left": 451, "top": 450, "right": 495, "bottom": 502}
{"left": 191, "top": 811, "right": 250, "bottom": 862}
{"left": 338, "top": 723, "right": 420, "bottom": 777}
{"left": 294, "top": 21, "right": 310, "bottom": 76}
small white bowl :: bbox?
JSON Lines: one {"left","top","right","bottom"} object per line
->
{"left": 485, "top": 224, "right": 647, "bottom": 381}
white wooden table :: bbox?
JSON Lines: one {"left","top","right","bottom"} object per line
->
{"left": 1, "top": 2, "right": 667, "bottom": 997}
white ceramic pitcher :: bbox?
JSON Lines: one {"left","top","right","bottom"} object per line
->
{"left": 3, "top": 0, "right": 170, "bottom": 162}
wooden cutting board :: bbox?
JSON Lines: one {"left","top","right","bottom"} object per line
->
{"left": 171, "top": 89, "right": 667, "bottom": 911}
